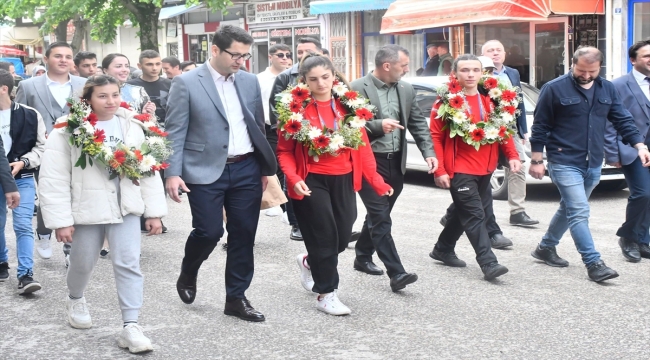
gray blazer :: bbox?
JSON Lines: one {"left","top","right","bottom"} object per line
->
{"left": 350, "top": 72, "right": 435, "bottom": 174}
{"left": 605, "top": 72, "right": 650, "bottom": 166}
{"left": 165, "top": 63, "right": 277, "bottom": 184}
{"left": 15, "top": 74, "right": 87, "bottom": 133}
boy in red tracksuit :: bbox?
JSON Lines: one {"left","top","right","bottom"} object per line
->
{"left": 429, "top": 54, "right": 521, "bottom": 281}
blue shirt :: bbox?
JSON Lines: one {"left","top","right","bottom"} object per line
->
{"left": 493, "top": 67, "right": 512, "bottom": 87}
{"left": 530, "top": 73, "right": 643, "bottom": 168}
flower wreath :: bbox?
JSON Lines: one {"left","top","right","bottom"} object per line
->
{"left": 275, "top": 79, "right": 375, "bottom": 161}
{"left": 435, "top": 75, "right": 521, "bottom": 150}
{"left": 53, "top": 99, "right": 173, "bottom": 183}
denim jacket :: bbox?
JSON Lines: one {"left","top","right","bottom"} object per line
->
{"left": 530, "top": 73, "right": 643, "bottom": 168}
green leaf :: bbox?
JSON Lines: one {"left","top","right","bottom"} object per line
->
{"left": 75, "top": 154, "right": 86, "bottom": 169}
{"left": 88, "top": 157, "right": 93, "bottom": 167}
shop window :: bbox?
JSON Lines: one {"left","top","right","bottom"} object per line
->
{"left": 395, "top": 33, "right": 423, "bottom": 78}
{"left": 188, "top": 12, "right": 206, "bottom": 24}
{"left": 474, "top": 22, "right": 531, "bottom": 83}
{"left": 363, "top": 10, "right": 385, "bottom": 33}
{"left": 633, "top": 3, "right": 650, "bottom": 43}
{"left": 364, "top": 35, "right": 392, "bottom": 74}
{"left": 208, "top": 11, "right": 222, "bottom": 22}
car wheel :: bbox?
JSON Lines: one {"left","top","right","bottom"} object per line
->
{"left": 490, "top": 166, "right": 508, "bottom": 200}
{"left": 596, "top": 179, "right": 627, "bottom": 191}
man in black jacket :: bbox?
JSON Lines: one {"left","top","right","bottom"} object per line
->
{"left": 268, "top": 37, "right": 323, "bottom": 241}
{"left": 0, "top": 69, "right": 45, "bottom": 293}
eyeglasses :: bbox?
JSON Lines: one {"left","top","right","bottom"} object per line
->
{"left": 273, "top": 53, "right": 292, "bottom": 59}
{"left": 222, "top": 48, "right": 252, "bottom": 61}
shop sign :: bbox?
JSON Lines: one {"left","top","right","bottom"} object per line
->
{"left": 251, "top": 30, "right": 269, "bottom": 40}
{"left": 247, "top": 0, "right": 314, "bottom": 24}
{"left": 294, "top": 26, "right": 319, "bottom": 37}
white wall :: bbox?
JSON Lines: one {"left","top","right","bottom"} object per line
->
{"left": 87, "top": 24, "right": 166, "bottom": 67}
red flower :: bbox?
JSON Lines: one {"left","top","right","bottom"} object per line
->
{"left": 503, "top": 105, "right": 516, "bottom": 115}
{"left": 449, "top": 95, "right": 464, "bottom": 109}
{"left": 133, "top": 150, "right": 144, "bottom": 161}
{"left": 499, "top": 126, "right": 508, "bottom": 137}
{"left": 113, "top": 150, "right": 126, "bottom": 164}
{"left": 333, "top": 79, "right": 340, "bottom": 85}
{"left": 93, "top": 129, "right": 106, "bottom": 143}
{"left": 313, "top": 135, "right": 330, "bottom": 149}
{"left": 160, "top": 162, "right": 169, "bottom": 170}
{"left": 448, "top": 80, "right": 462, "bottom": 94}
{"left": 344, "top": 91, "right": 358, "bottom": 100}
{"left": 53, "top": 122, "right": 68, "bottom": 129}
{"left": 120, "top": 102, "right": 131, "bottom": 109}
{"left": 471, "top": 128, "right": 485, "bottom": 142}
{"left": 289, "top": 101, "right": 303, "bottom": 113}
{"left": 355, "top": 107, "right": 373, "bottom": 120}
{"left": 291, "top": 87, "right": 309, "bottom": 102}
{"left": 85, "top": 113, "right": 98, "bottom": 126}
{"left": 483, "top": 77, "right": 498, "bottom": 90}
{"left": 284, "top": 120, "right": 302, "bottom": 134}
{"left": 66, "top": 102, "right": 73, "bottom": 108}
{"left": 134, "top": 114, "right": 150, "bottom": 123}
{"left": 501, "top": 90, "right": 517, "bottom": 102}
{"left": 148, "top": 126, "right": 168, "bottom": 137}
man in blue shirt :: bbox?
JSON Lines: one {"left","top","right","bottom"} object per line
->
{"left": 529, "top": 46, "right": 650, "bottom": 282}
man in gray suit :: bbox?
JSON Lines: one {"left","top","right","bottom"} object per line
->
{"left": 605, "top": 40, "right": 650, "bottom": 262}
{"left": 15, "top": 42, "right": 87, "bottom": 261}
{"left": 349, "top": 45, "right": 437, "bottom": 291}
{"left": 165, "top": 25, "right": 276, "bottom": 322}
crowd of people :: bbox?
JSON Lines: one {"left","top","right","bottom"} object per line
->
{"left": 1, "top": 23, "right": 650, "bottom": 354}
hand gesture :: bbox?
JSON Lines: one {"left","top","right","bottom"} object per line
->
{"left": 434, "top": 174, "right": 450, "bottom": 189}
{"left": 166, "top": 176, "right": 190, "bottom": 203}
{"left": 55, "top": 226, "right": 75, "bottom": 243}
{"left": 382, "top": 119, "right": 405, "bottom": 134}
{"left": 294, "top": 181, "right": 311, "bottom": 196}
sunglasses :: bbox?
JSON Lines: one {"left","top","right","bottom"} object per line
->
{"left": 273, "top": 53, "right": 292, "bottom": 59}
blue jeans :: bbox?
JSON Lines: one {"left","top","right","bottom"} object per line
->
{"left": 540, "top": 163, "right": 601, "bottom": 265}
{"left": 0, "top": 177, "right": 37, "bottom": 278}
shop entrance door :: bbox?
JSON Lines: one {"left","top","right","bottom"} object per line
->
{"left": 531, "top": 21, "right": 567, "bottom": 89}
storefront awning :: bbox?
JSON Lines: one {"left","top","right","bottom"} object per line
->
{"left": 381, "top": 0, "right": 603, "bottom": 34}
{"left": 309, "top": 0, "right": 395, "bottom": 15}
{"left": 159, "top": 4, "right": 204, "bottom": 20}
{"left": 0, "top": 46, "right": 28, "bottom": 56}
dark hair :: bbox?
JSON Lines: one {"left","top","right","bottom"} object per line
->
{"left": 162, "top": 56, "right": 181, "bottom": 68}
{"left": 139, "top": 50, "right": 161, "bottom": 65}
{"left": 322, "top": 48, "right": 330, "bottom": 56}
{"left": 375, "top": 44, "right": 409, "bottom": 68}
{"left": 45, "top": 42, "right": 73, "bottom": 58}
{"left": 269, "top": 44, "right": 291, "bottom": 54}
{"left": 102, "top": 53, "right": 130, "bottom": 70}
{"left": 211, "top": 25, "right": 254, "bottom": 50}
{"left": 452, "top": 54, "right": 480, "bottom": 72}
{"left": 73, "top": 51, "right": 97, "bottom": 67}
{"left": 297, "top": 37, "right": 322, "bottom": 51}
{"left": 298, "top": 53, "right": 349, "bottom": 87}
{"left": 0, "top": 62, "right": 11, "bottom": 71}
{"left": 629, "top": 40, "right": 650, "bottom": 60}
{"left": 437, "top": 42, "right": 449, "bottom": 51}
{"left": 427, "top": 43, "right": 438, "bottom": 49}
{"left": 81, "top": 74, "right": 121, "bottom": 102}
{"left": 180, "top": 61, "right": 196, "bottom": 71}
{"left": 572, "top": 46, "right": 604, "bottom": 66}
{"left": 0, "top": 69, "right": 14, "bottom": 95}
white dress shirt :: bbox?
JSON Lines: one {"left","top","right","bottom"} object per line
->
{"left": 632, "top": 68, "right": 650, "bottom": 101}
{"left": 206, "top": 61, "right": 254, "bottom": 156}
{"left": 46, "top": 73, "right": 72, "bottom": 109}
{"left": 256, "top": 68, "right": 279, "bottom": 125}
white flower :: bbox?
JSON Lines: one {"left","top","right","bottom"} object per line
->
{"left": 280, "top": 93, "right": 293, "bottom": 104}
{"left": 308, "top": 126, "right": 322, "bottom": 139}
{"left": 73, "top": 128, "right": 81, "bottom": 135}
{"left": 82, "top": 122, "right": 94, "bottom": 133}
{"left": 501, "top": 113, "right": 514, "bottom": 123}
{"left": 349, "top": 116, "right": 366, "bottom": 128}
{"left": 333, "top": 84, "right": 347, "bottom": 96}
{"left": 511, "top": 100, "right": 519, "bottom": 107}
{"left": 296, "top": 83, "right": 309, "bottom": 90}
{"left": 452, "top": 112, "right": 467, "bottom": 124}
{"left": 143, "top": 121, "right": 156, "bottom": 128}
{"left": 468, "top": 124, "right": 477, "bottom": 132}
{"left": 289, "top": 113, "right": 303, "bottom": 122}
{"left": 146, "top": 136, "right": 165, "bottom": 146}
{"left": 138, "top": 154, "right": 157, "bottom": 172}
{"left": 488, "top": 88, "right": 502, "bottom": 99}
{"left": 348, "top": 98, "right": 365, "bottom": 108}
{"left": 102, "top": 145, "right": 113, "bottom": 158}
{"left": 329, "top": 134, "right": 345, "bottom": 151}
{"left": 485, "top": 127, "right": 499, "bottom": 140}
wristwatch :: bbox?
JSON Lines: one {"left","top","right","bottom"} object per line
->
{"left": 530, "top": 160, "right": 544, "bottom": 165}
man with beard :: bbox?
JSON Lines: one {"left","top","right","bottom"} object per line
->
{"left": 529, "top": 47, "right": 650, "bottom": 282}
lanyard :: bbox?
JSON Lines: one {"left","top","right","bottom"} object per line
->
{"left": 466, "top": 95, "right": 485, "bottom": 122}
{"left": 316, "top": 99, "right": 339, "bottom": 131}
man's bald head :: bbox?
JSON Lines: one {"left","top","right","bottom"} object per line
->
{"left": 481, "top": 40, "right": 506, "bottom": 69}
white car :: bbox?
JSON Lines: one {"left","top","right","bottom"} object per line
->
{"left": 402, "top": 76, "right": 627, "bottom": 199}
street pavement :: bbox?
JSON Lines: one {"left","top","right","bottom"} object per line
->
{"left": 2, "top": 171, "right": 650, "bottom": 359}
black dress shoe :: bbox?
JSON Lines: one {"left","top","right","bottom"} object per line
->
{"left": 176, "top": 271, "right": 197, "bottom": 304}
{"left": 639, "top": 243, "right": 650, "bottom": 259}
{"left": 353, "top": 258, "right": 384, "bottom": 275}
{"left": 349, "top": 231, "right": 361, "bottom": 243}
{"left": 587, "top": 260, "right": 619, "bottom": 282}
{"left": 531, "top": 244, "right": 569, "bottom": 267}
{"left": 509, "top": 212, "right": 539, "bottom": 226}
{"left": 439, "top": 215, "right": 447, "bottom": 227}
{"left": 490, "top": 234, "right": 513, "bottom": 249}
{"left": 290, "top": 225, "right": 303, "bottom": 241}
{"left": 618, "top": 237, "right": 641, "bottom": 262}
{"left": 390, "top": 273, "right": 418, "bottom": 292}
{"left": 429, "top": 249, "right": 466, "bottom": 267}
{"left": 224, "top": 298, "right": 265, "bottom": 322}
{"left": 481, "top": 262, "right": 508, "bottom": 281}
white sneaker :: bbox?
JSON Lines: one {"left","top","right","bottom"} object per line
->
{"left": 317, "top": 292, "right": 351, "bottom": 316}
{"left": 265, "top": 206, "right": 283, "bottom": 217}
{"left": 281, "top": 212, "right": 290, "bottom": 225}
{"left": 118, "top": 324, "right": 153, "bottom": 353}
{"left": 34, "top": 231, "right": 52, "bottom": 259}
{"left": 296, "top": 254, "right": 314, "bottom": 291}
{"left": 67, "top": 296, "right": 92, "bottom": 329}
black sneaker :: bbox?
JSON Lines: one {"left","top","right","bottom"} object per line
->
{"left": 531, "top": 244, "right": 569, "bottom": 267}
{"left": 587, "top": 260, "right": 619, "bottom": 282}
{"left": 429, "top": 249, "right": 466, "bottom": 267}
{"left": 290, "top": 225, "right": 303, "bottom": 241}
{"left": 162, "top": 225, "right": 168, "bottom": 234}
{"left": 490, "top": 234, "right": 513, "bottom": 249}
{"left": 0, "top": 262, "right": 9, "bottom": 281}
{"left": 509, "top": 212, "right": 539, "bottom": 226}
{"left": 618, "top": 237, "right": 641, "bottom": 262}
{"left": 639, "top": 243, "right": 650, "bottom": 259}
{"left": 100, "top": 248, "right": 109, "bottom": 258}
{"left": 18, "top": 275, "right": 41, "bottom": 295}
{"left": 480, "top": 262, "right": 509, "bottom": 281}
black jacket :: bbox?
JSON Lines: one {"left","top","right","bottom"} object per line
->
{"left": 269, "top": 64, "right": 300, "bottom": 129}
{"left": 8, "top": 101, "right": 43, "bottom": 179}
{"left": 0, "top": 136, "right": 17, "bottom": 193}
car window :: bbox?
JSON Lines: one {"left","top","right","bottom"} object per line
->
{"left": 522, "top": 94, "right": 535, "bottom": 113}
{"left": 414, "top": 86, "right": 437, "bottom": 116}
{"left": 521, "top": 83, "right": 539, "bottom": 112}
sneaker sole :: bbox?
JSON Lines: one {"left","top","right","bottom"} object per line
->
{"left": 117, "top": 338, "right": 154, "bottom": 353}
{"left": 0, "top": 277, "right": 8, "bottom": 282}
{"left": 391, "top": 274, "right": 418, "bottom": 292}
{"left": 429, "top": 251, "right": 467, "bottom": 268}
{"left": 531, "top": 251, "right": 569, "bottom": 268}
{"left": 223, "top": 310, "right": 266, "bottom": 322}
{"left": 510, "top": 222, "right": 539, "bottom": 227}
{"left": 484, "top": 267, "right": 509, "bottom": 281}
{"left": 18, "top": 282, "right": 42, "bottom": 295}
{"left": 68, "top": 317, "right": 92, "bottom": 329}
{"left": 316, "top": 306, "right": 351, "bottom": 316}
{"left": 290, "top": 235, "right": 303, "bottom": 241}
{"left": 589, "top": 272, "right": 619, "bottom": 282}
{"left": 36, "top": 250, "right": 52, "bottom": 259}
{"left": 491, "top": 242, "right": 512, "bottom": 250}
